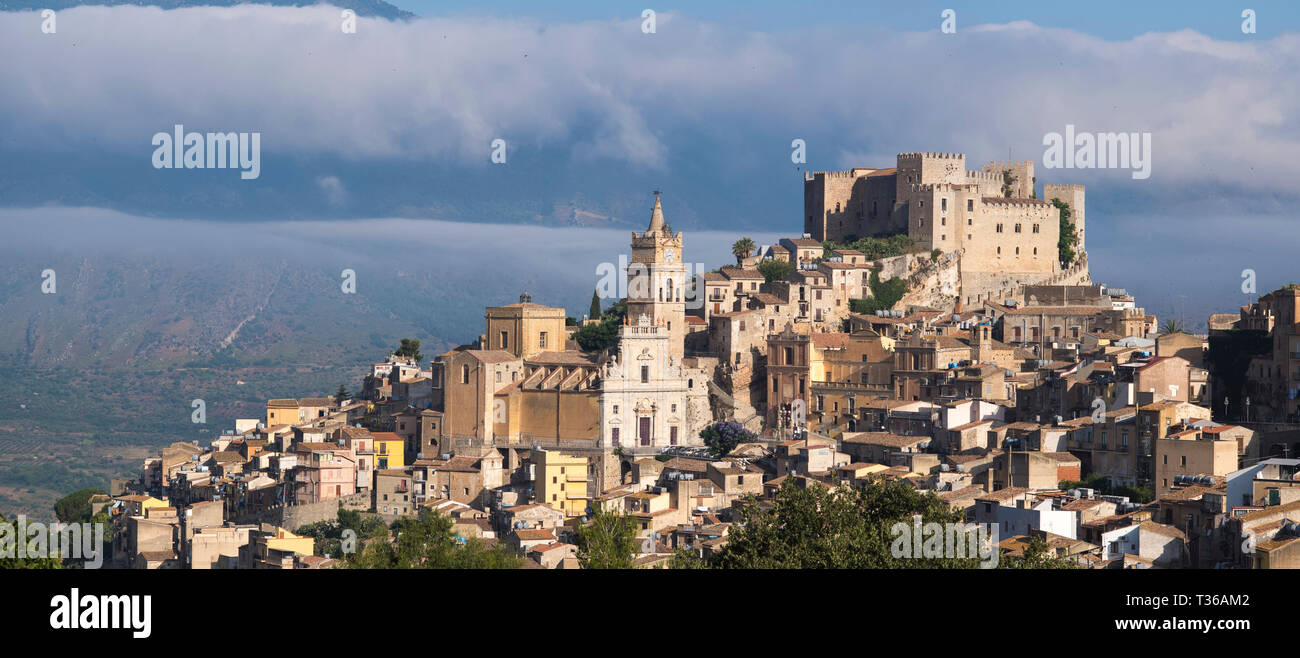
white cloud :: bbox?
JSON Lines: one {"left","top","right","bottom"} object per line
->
{"left": 0, "top": 6, "right": 1297, "bottom": 196}
{"left": 316, "top": 174, "right": 347, "bottom": 205}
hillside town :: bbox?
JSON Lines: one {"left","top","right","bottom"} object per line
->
{"left": 101, "top": 152, "right": 1300, "bottom": 569}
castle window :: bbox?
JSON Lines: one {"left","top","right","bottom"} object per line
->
{"left": 539, "top": 331, "right": 547, "bottom": 348}
{"left": 967, "top": 234, "right": 972, "bottom": 241}
{"left": 871, "top": 200, "right": 878, "bottom": 216}
{"left": 996, "top": 224, "right": 1003, "bottom": 233}
{"left": 941, "top": 217, "right": 946, "bottom": 226}
{"left": 941, "top": 234, "right": 946, "bottom": 241}
{"left": 941, "top": 198, "right": 948, "bottom": 212}
{"left": 499, "top": 330, "right": 508, "bottom": 349}
{"left": 641, "top": 365, "right": 649, "bottom": 383}
{"left": 1033, "top": 247, "right": 1038, "bottom": 255}
{"left": 997, "top": 247, "right": 1001, "bottom": 255}
{"left": 1014, "top": 224, "right": 1022, "bottom": 233}
{"left": 919, "top": 218, "right": 924, "bottom": 228}
{"left": 967, "top": 200, "right": 974, "bottom": 211}
{"left": 461, "top": 364, "right": 469, "bottom": 384}
{"left": 967, "top": 217, "right": 972, "bottom": 225}
{"left": 613, "top": 405, "right": 619, "bottom": 414}
{"left": 1016, "top": 247, "right": 1020, "bottom": 255}
{"left": 1032, "top": 224, "right": 1040, "bottom": 233}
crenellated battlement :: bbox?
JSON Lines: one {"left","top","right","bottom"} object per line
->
{"left": 898, "top": 152, "right": 966, "bottom": 161}
{"left": 979, "top": 197, "right": 1051, "bottom": 207}
{"left": 982, "top": 160, "right": 1035, "bottom": 170}
{"left": 805, "top": 168, "right": 879, "bottom": 181}
{"left": 1043, "top": 183, "right": 1085, "bottom": 191}
{"left": 909, "top": 182, "right": 979, "bottom": 193}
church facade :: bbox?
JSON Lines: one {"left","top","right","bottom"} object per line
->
{"left": 599, "top": 194, "right": 712, "bottom": 451}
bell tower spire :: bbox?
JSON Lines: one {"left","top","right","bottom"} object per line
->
{"left": 628, "top": 191, "right": 685, "bottom": 361}
{"left": 647, "top": 189, "right": 665, "bottom": 233}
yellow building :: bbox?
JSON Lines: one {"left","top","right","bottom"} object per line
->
{"left": 114, "top": 494, "right": 168, "bottom": 517}
{"left": 484, "top": 294, "right": 568, "bottom": 360}
{"left": 371, "top": 432, "right": 406, "bottom": 469}
{"left": 264, "top": 526, "right": 315, "bottom": 556}
{"left": 535, "top": 449, "right": 589, "bottom": 518}
{"left": 1154, "top": 429, "right": 1239, "bottom": 497}
{"left": 266, "top": 398, "right": 301, "bottom": 427}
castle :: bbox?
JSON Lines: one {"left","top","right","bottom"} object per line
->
{"left": 803, "top": 152, "right": 1088, "bottom": 304}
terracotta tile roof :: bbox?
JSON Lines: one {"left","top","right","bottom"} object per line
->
{"left": 1139, "top": 521, "right": 1186, "bottom": 541}
{"left": 528, "top": 350, "right": 596, "bottom": 366}
{"left": 810, "top": 333, "right": 850, "bottom": 349}
{"left": 466, "top": 350, "right": 520, "bottom": 364}
{"left": 784, "top": 238, "right": 823, "bottom": 247}
{"left": 841, "top": 432, "right": 929, "bottom": 447}
{"left": 514, "top": 528, "right": 557, "bottom": 541}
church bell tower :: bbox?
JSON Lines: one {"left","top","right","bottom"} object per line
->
{"left": 627, "top": 192, "right": 686, "bottom": 361}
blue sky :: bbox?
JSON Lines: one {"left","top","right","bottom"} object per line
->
{"left": 391, "top": 0, "right": 1297, "bottom": 40}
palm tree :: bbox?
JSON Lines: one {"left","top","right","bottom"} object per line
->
{"left": 1158, "top": 319, "right": 1185, "bottom": 336}
{"left": 732, "top": 237, "right": 756, "bottom": 265}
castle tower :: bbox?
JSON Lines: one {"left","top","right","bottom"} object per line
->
{"left": 981, "top": 160, "right": 1036, "bottom": 199}
{"left": 627, "top": 193, "right": 686, "bottom": 361}
{"left": 1043, "top": 184, "right": 1086, "bottom": 253}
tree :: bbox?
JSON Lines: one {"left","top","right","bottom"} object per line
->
{"left": 1159, "top": 319, "right": 1185, "bottom": 337}
{"left": 695, "top": 478, "right": 981, "bottom": 569}
{"left": 334, "top": 384, "right": 352, "bottom": 403}
{"left": 393, "top": 338, "right": 424, "bottom": 362}
{"left": 1000, "top": 535, "right": 1078, "bottom": 569}
{"left": 756, "top": 258, "right": 794, "bottom": 283}
{"left": 588, "top": 288, "right": 602, "bottom": 320}
{"left": 343, "top": 508, "right": 522, "bottom": 569}
{"left": 572, "top": 298, "right": 628, "bottom": 353}
{"left": 54, "top": 488, "right": 105, "bottom": 524}
{"left": 296, "top": 506, "right": 388, "bottom": 558}
{"left": 823, "top": 234, "right": 914, "bottom": 261}
{"left": 575, "top": 507, "right": 638, "bottom": 569}
{"left": 1051, "top": 198, "right": 1079, "bottom": 268}
{"left": 850, "top": 269, "right": 909, "bottom": 315}
{"left": 699, "top": 421, "right": 756, "bottom": 458}
{"left": 0, "top": 513, "right": 64, "bottom": 569}
{"left": 732, "top": 237, "right": 756, "bottom": 265}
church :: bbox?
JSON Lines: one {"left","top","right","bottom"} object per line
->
{"left": 598, "top": 194, "right": 712, "bottom": 451}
